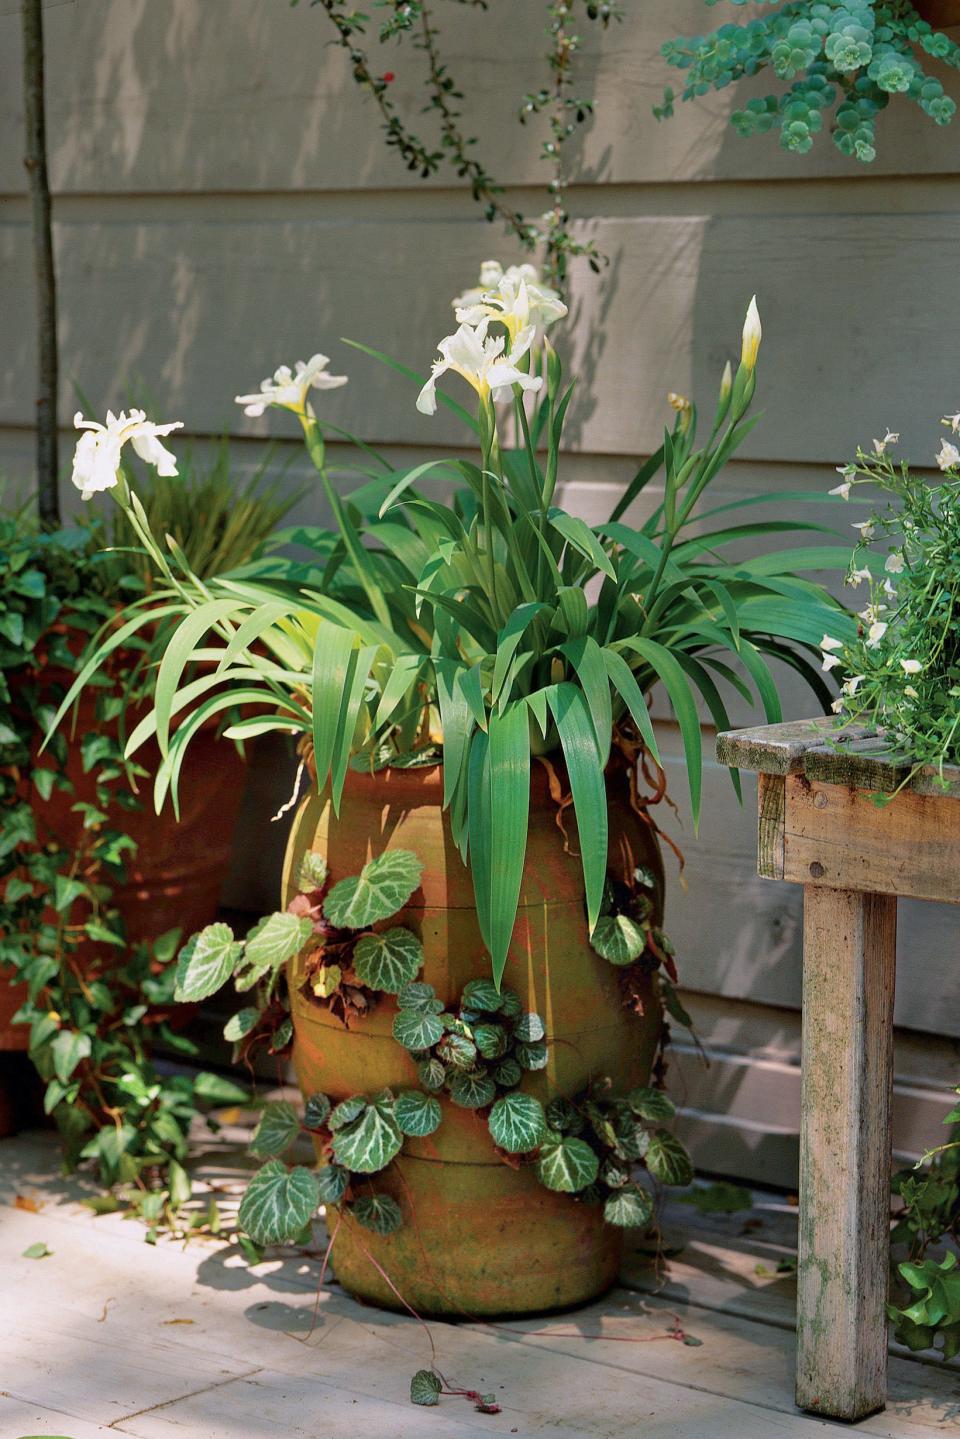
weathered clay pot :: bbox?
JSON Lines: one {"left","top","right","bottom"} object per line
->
{"left": 284, "top": 761, "right": 664, "bottom": 1317}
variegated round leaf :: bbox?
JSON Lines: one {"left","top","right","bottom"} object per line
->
{"left": 330, "top": 1102, "right": 403, "bottom": 1174}
{"left": 174, "top": 924, "right": 243, "bottom": 1002}
{"left": 449, "top": 1071, "right": 496, "bottom": 1110}
{"left": 250, "top": 1100, "right": 301, "bottom": 1158}
{"left": 351, "top": 1192, "right": 402, "bottom": 1234}
{"left": 628, "top": 1086, "right": 676, "bottom": 1123}
{"left": 323, "top": 850, "right": 423, "bottom": 930}
{"left": 238, "top": 1160, "right": 320, "bottom": 1245}
{"left": 394, "top": 1090, "right": 442, "bottom": 1137}
{"left": 589, "top": 913, "right": 647, "bottom": 966}
{"left": 488, "top": 1092, "right": 547, "bottom": 1154}
{"left": 392, "top": 1008, "right": 445, "bottom": 1052}
{"left": 536, "top": 1133, "right": 599, "bottom": 1193}
{"left": 643, "top": 1129, "right": 694, "bottom": 1187}
{"left": 603, "top": 1183, "right": 654, "bottom": 1228}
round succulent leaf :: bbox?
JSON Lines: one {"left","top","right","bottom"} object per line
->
{"left": 603, "top": 1183, "right": 654, "bottom": 1229}
{"left": 315, "top": 1163, "right": 350, "bottom": 1204}
{"left": 417, "top": 1057, "right": 447, "bottom": 1092}
{"left": 392, "top": 1008, "right": 445, "bottom": 1052}
{"left": 323, "top": 849, "right": 423, "bottom": 930}
{"left": 449, "top": 1070, "right": 497, "bottom": 1109}
{"left": 536, "top": 1133, "right": 600, "bottom": 1193}
{"left": 237, "top": 911, "right": 314, "bottom": 990}
{"left": 590, "top": 913, "right": 647, "bottom": 966}
{"left": 474, "top": 1023, "right": 508, "bottom": 1060}
{"left": 545, "top": 1097, "right": 583, "bottom": 1134}
{"left": 352, "top": 926, "right": 423, "bottom": 994}
{"left": 394, "top": 1090, "right": 442, "bottom": 1137}
{"left": 628, "top": 1086, "right": 676, "bottom": 1122}
{"left": 174, "top": 924, "right": 243, "bottom": 1002}
{"left": 328, "top": 1095, "right": 367, "bottom": 1131}
{"left": 515, "top": 1041, "right": 549, "bottom": 1071}
{"left": 493, "top": 1058, "right": 522, "bottom": 1089}
{"left": 461, "top": 978, "right": 503, "bottom": 1013}
{"left": 498, "top": 988, "right": 523, "bottom": 1020}
{"left": 351, "top": 1192, "right": 402, "bottom": 1235}
{"left": 644, "top": 1128, "right": 694, "bottom": 1187}
{"left": 223, "top": 1006, "right": 261, "bottom": 1042}
{"left": 331, "top": 1103, "right": 403, "bottom": 1174}
{"left": 488, "top": 1092, "right": 547, "bottom": 1154}
{"left": 410, "top": 1369, "right": 442, "bottom": 1407}
{"left": 238, "top": 1160, "right": 320, "bottom": 1246}
{"left": 303, "top": 1092, "right": 332, "bottom": 1129}
{"left": 250, "top": 1100, "right": 301, "bottom": 1158}
{"left": 514, "top": 1012, "right": 545, "bottom": 1043}
{"left": 397, "top": 981, "right": 440, "bottom": 1013}
{"left": 298, "top": 851, "right": 329, "bottom": 891}
{"left": 438, "top": 1031, "right": 477, "bottom": 1070}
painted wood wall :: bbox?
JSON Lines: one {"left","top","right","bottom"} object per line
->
{"left": 3, "top": 0, "right": 958, "bottom": 1185}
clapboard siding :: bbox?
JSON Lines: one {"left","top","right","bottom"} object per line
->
{"left": 3, "top": 0, "right": 959, "bottom": 1182}
{"left": 1, "top": 0, "right": 957, "bottom": 194}
{"left": 3, "top": 209, "right": 959, "bottom": 461}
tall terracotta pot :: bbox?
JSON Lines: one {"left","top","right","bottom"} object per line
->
{"left": 284, "top": 762, "right": 664, "bottom": 1317}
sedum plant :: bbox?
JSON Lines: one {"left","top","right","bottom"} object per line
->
{"left": 49, "top": 272, "right": 854, "bottom": 986}
{"left": 657, "top": 1, "right": 960, "bottom": 162}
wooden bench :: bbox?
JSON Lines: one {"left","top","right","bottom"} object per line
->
{"left": 716, "top": 718, "right": 960, "bottom": 1422}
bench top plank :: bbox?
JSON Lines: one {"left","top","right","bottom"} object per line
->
{"left": 717, "top": 719, "right": 960, "bottom": 800}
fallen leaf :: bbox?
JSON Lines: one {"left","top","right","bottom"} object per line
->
{"left": 161, "top": 1318, "right": 195, "bottom": 1325}
{"left": 14, "top": 1194, "right": 41, "bottom": 1213}
{"left": 21, "top": 1241, "right": 51, "bottom": 1260}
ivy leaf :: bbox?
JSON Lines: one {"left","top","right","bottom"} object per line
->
{"left": 352, "top": 927, "right": 423, "bottom": 994}
{"left": 498, "top": 988, "right": 523, "bottom": 1019}
{"left": 474, "top": 1023, "right": 508, "bottom": 1059}
{"left": 224, "top": 1007, "right": 261, "bottom": 1042}
{"left": 515, "top": 1012, "right": 545, "bottom": 1043}
{"left": 493, "top": 1058, "right": 522, "bottom": 1088}
{"left": 298, "top": 851, "right": 329, "bottom": 890}
{"left": 174, "top": 924, "right": 243, "bottom": 1002}
{"left": 323, "top": 849, "right": 423, "bottom": 929}
{"left": 331, "top": 1101, "right": 403, "bottom": 1173}
{"left": 22, "top": 1241, "right": 52, "bottom": 1259}
{"left": 352, "top": 1192, "right": 403, "bottom": 1234}
{"left": 536, "top": 1133, "right": 600, "bottom": 1193}
{"left": 316, "top": 1163, "right": 350, "bottom": 1204}
{"left": 193, "top": 1071, "right": 249, "bottom": 1104}
{"left": 438, "top": 1032, "right": 477, "bottom": 1070}
{"left": 644, "top": 1129, "right": 694, "bottom": 1187}
{"left": 418, "top": 1057, "right": 447, "bottom": 1091}
{"left": 329, "top": 1095, "right": 367, "bottom": 1130}
{"left": 236, "top": 912, "right": 313, "bottom": 990}
{"left": 238, "top": 1160, "right": 320, "bottom": 1245}
{"left": 628, "top": 1086, "right": 676, "bottom": 1123}
{"left": 410, "top": 1369, "right": 442, "bottom": 1407}
{"left": 461, "top": 978, "right": 503, "bottom": 1012}
{"left": 394, "top": 1090, "right": 442, "bottom": 1137}
{"left": 250, "top": 1101, "right": 301, "bottom": 1158}
{"left": 304, "top": 1092, "right": 332, "bottom": 1129}
{"left": 52, "top": 874, "right": 86, "bottom": 913}
{"left": 398, "top": 981, "right": 441, "bottom": 1012}
{"left": 50, "top": 1030, "right": 91, "bottom": 1084}
{"left": 545, "top": 1097, "right": 583, "bottom": 1133}
{"left": 449, "top": 1071, "right": 497, "bottom": 1109}
{"left": 590, "top": 913, "right": 647, "bottom": 965}
{"left": 516, "top": 1041, "right": 548, "bottom": 1071}
{"left": 393, "top": 1008, "right": 445, "bottom": 1051}
{"left": 603, "top": 1183, "right": 654, "bottom": 1228}
{"left": 488, "top": 1092, "right": 547, "bottom": 1153}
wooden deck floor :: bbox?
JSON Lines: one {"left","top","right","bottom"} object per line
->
{"left": 1, "top": 1128, "right": 958, "bottom": 1439}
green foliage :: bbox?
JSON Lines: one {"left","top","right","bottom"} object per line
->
{"left": 352, "top": 1192, "right": 403, "bottom": 1235}
{"left": 826, "top": 423, "right": 960, "bottom": 774}
{"left": 410, "top": 1369, "right": 442, "bottom": 1407}
{"left": 394, "top": 1089, "right": 442, "bottom": 1136}
{"left": 238, "top": 1160, "right": 320, "bottom": 1246}
{"left": 352, "top": 927, "right": 424, "bottom": 993}
{"left": 0, "top": 513, "right": 219, "bottom": 1196}
{"left": 657, "top": 1, "right": 960, "bottom": 163}
{"left": 60, "top": 300, "right": 847, "bottom": 988}
{"left": 536, "top": 1132, "right": 600, "bottom": 1192}
{"left": 323, "top": 851, "right": 424, "bottom": 930}
{"left": 330, "top": 1095, "right": 404, "bottom": 1173}
{"left": 489, "top": 1092, "right": 548, "bottom": 1153}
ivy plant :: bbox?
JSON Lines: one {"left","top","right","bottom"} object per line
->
{"left": 657, "top": 1, "right": 960, "bottom": 163}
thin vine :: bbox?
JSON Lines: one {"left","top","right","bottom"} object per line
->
{"left": 292, "top": 0, "right": 620, "bottom": 291}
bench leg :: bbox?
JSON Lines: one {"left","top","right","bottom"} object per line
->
{"left": 796, "top": 885, "right": 897, "bottom": 1421}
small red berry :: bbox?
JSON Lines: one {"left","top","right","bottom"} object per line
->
{"left": 383, "top": 71, "right": 395, "bottom": 83}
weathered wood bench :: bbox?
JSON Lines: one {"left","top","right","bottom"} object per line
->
{"left": 716, "top": 718, "right": 960, "bottom": 1422}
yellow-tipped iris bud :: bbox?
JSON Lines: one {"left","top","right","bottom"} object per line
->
{"left": 719, "top": 359, "right": 733, "bottom": 405}
{"left": 667, "top": 391, "right": 693, "bottom": 435}
{"left": 740, "top": 295, "right": 762, "bottom": 372}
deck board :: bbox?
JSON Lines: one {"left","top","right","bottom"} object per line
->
{"left": 2, "top": 1130, "right": 958, "bottom": 1439}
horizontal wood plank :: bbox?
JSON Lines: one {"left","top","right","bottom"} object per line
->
{"left": 2, "top": 2, "right": 958, "bottom": 196}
